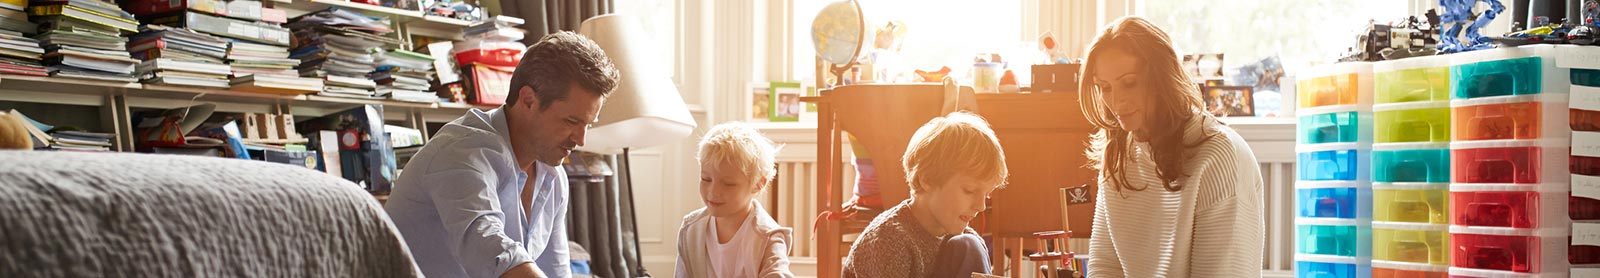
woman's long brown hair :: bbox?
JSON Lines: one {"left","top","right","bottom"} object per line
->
{"left": 1077, "top": 16, "right": 1217, "bottom": 193}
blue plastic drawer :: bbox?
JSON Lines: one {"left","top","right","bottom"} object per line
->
{"left": 1297, "top": 224, "right": 1360, "bottom": 256}
{"left": 1298, "top": 187, "right": 1357, "bottom": 219}
{"left": 1372, "top": 147, "right": 1450, "bottom": 183}
{"left": 1299, "top": 149, "right": 1361, "bottom": 181}
{"left": 1300, "top": 111, "right": 1362, "bottom": 144}
{"left": 1451, "top": 57, "right": 1542, "bottom": 99}
{"left": 1297, "top": 260, "right": 1358, "bottom": 278}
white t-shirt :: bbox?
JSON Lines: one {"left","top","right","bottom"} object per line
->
{"left": 706, "top": 206, "right": 759, "bottom": 277}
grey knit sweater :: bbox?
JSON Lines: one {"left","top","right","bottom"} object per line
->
{"left": 841, "top": 200, "right": 979, "bottom": 278}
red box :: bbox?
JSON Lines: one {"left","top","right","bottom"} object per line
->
{"left": 1576, "top": 155, "right": 1600, "bottom": 176}
{"left": 453, "top": 41, "right": 524, "bottom": 68}
{"left": 464, "top": 63, "right": 513, "bottom": 106}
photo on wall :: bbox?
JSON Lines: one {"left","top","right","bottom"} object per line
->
{"left": 769, "top": 82, "right": 802, "bottom": 122}
{"left": 1202, "top": 85, "right": 1254, "bottom": 117}
{"left": 749, "top": 82, "right": 770, "bottom": 122}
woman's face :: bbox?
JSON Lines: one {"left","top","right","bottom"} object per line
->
{"left": 1093, "top": 48, "right": 1153, "bottom": 141}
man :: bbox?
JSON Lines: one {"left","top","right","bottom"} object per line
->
{"left": 385, "top": 31, "right": 619, "bottom": 278}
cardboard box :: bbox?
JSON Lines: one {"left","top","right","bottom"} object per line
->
{"left": 262, "top": 148, "right": 318, "bottom": 169}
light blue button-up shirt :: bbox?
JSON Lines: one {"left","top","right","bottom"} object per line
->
{"left": 386, "top": 108, "right": 570, "bottom": 278}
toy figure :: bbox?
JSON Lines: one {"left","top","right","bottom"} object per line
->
{"left": 1438, "top": 0, "right": 1505, "bottom": 53}
{"left": 1570, "top": 0, "right": 1600, "bottom": 45}
{"left": 1497, "top": 16, "right": 1572, "bottom": 46}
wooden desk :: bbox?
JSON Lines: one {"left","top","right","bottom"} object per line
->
{"left": 808, "top": 84, "right": 1095, "bottom": 277}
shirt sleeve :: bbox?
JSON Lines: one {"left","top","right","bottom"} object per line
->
{"left": 759, "top": 228, "right": 796, "bottom": 278}
{"left": 1087, "top": 177, "right": 1125, "bottom": 278}
{"left": 1188, "top": 143, "right": 1265, "bottom": 277}
{"left": 534, "top": 210, "right": 572, "bottom": 278}
{"left": 423, "top": 166, "right": 534, "bottom": 278}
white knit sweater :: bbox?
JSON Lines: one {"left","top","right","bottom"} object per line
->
{"left": 1086, "top": 115, "right": 1265, "bottom": 278}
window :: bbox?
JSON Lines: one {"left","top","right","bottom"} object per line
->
{"left": 614, "top": 0, "right": 677, "bottom": 80}
{"left": 791, "top": 0, "right": 1024, "bottom": 85}
{"left": 1140, "top": 0, "right": 1414, "bottom": 72}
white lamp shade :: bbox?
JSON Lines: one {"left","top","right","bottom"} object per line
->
{"left": 575, "top": 14, "right": 697, "bottom": 154}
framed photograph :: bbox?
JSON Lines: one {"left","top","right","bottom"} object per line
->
{"left": 749, "top": 82, "right": 770, "bottom": 122}
{"left": 769, "top": 82, "right": 803, "bottom": 122}
{"left": 1202, "top": 85, "right": 1255, "bottom": 117}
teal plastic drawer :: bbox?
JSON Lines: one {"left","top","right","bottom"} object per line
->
{"left": 1300, "top": 111, "right": 1362, "bottom": 144}
{"left": 1372, "top": 147, "right": 1450, "bottom": 183}
{"left": 1297, "top": 224, "right": 1360, "bottom": 256}
{"left": 1451, "top": 57, "right": 1542, "bottom": 99}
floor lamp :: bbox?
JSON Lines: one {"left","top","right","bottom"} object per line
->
{"left": 576, "top": 13, "right": 697, "bottom": 276}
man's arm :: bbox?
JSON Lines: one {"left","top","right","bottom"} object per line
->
{"left": 501, "top": 263, "right": 547, "bottom": 278}
{"left": 421, "top": 143, "right": 536, "bottom": 278}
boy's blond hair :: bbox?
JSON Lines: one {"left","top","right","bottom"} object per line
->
{"left": 902, "top": 111, "right": 1009, "bottom": 194}
{"left": 697, "top": 122, "right": 780, "bottom": 186}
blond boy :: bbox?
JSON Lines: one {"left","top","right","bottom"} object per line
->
{"left": 842, "top": 111, "right": 1008, "bottom": 278}
{"left": 675, "top": 122, "right": 795, "bottom": 278}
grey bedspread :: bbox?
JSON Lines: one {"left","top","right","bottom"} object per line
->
{"left": 0, "top": 151, "right": 420, "bottom": 277}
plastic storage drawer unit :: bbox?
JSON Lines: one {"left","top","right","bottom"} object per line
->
{"left": 1373, "top": 143, "right": 1451, "bottom": 183}
{"left": 1449, "top": 139, "right": 1569, "bottom": 184}
{"left": 1375, "top": 101, "right": 1451, "bottom": 143}
{"left": 1373, "top": 182, "right": 1449, "bottom": 224}
{"left": 1372, "top": 261, "right": 1446, "bottom": 278}
{"left": 1448, "top": 226, "right": 1569, "bottom": 274}
{"left": 1297, "top": 254, "right": 1370, "bottom": 278}
{"left": 1372, "top": 222, "right": 1449, "bottom": 265}
{"left": 1449, "top": 45, "right": 1570, "bottom": 100}
{"left": 1449, "top": 184, "right": 1570, "bottom": 229}
{"left": 1300, "top": 143, "right": 1370, "bottom": 182}
{"left": 1301, "top": 110, "right": 1366, "bottom": 144}
{"left": 1300, "top": 62, "right": 1374, "bottom": 109}
{"left": 1450, "top": 94, "right": 1570, "bottom": 141}
{"left": 1374, "top": 55, "right": 1452, "bottom": 104}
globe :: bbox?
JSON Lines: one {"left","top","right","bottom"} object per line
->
{"left": 811, "top": 1, "right": 865, "bottom": 67}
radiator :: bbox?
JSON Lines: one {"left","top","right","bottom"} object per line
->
{"left": 765, "top": 160, "right": 1297, "bottom": 276}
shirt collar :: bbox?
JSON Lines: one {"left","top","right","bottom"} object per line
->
{"left": 485, "top": 107, "right": 515, "bottom": 149}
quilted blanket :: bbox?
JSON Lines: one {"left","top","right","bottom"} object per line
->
{"left": 0, "top": 151, "right": 419, "bottom": 277}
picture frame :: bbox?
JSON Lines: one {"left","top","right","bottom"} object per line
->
{"left": 1201, "top": 85, "right": 1255, "bottom": 117}
{"left": 769, "top": 82, "right": 803, "bottom": 122}
{"left": 748, "top": 82, "right": 771, "bottom": 122}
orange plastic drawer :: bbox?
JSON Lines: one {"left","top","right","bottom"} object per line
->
{"left": 1450, "top": 94, "right": 1568, "bottom": 141}
{"left": 1372, "top": 261, "right": 1447, "bottom": 278}
{"left": 1298, "top": 62, "right": 1373, "bottom": 108}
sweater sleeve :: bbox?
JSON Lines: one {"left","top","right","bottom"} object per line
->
{"left": 1188, "top": 138, "right": 1265, "bottom": 277}
{"left": 1086, "top": 177, "right": 1125, "bottom": 278}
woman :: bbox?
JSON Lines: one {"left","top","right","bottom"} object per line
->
{"left": 1077, "top": 16, "right": 1265, "bottom": 278}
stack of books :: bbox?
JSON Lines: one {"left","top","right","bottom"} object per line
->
{"left": 129, "top": 25, "right": 231, "bottom": 88}
{"left": 29, "top": 0, "right": 139, "bottom": 82}
{"left": 227, "top": 40, "right": 323, "bottom": 95}
{"left": 287, "top": 8, "right": 400, "bottom": 99}
{"left": 372, "top": 49, "right": 436, "bottom": 103}
{"left": 4, "top": 109, "right": 113, "bottom": 152}
{"left": 0, "top": 0, "right": 42, "bottom": 76}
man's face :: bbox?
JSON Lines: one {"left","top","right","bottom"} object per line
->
{"left": 509, "top": 85, "right": 605, "bottom": 167}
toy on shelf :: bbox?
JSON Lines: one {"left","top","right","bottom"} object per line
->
{"left": 1494, "top": 16, "right": 1572, "bottom": 46}
{"left": 1437, "top": 0, "right": 1504, "bottom": 53}
{"left": 1038, "top": 31, "right": 1071, "bottom": 64}
{"left": 424, "top": 0, "right": 482, "bottom": 22}
{"left": 914, "top": 66, "right": 951, "bottom": 82}
{"left": 1340, "top": 10, "right": 1443, "bottom": 61}
{"left": 1568, "top": 0, "right": 1600, "bottom": 45}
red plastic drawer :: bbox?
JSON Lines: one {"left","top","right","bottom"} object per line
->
{"left": 1448, "top": 226, "right": 1566, "bottom": 274}
{"left": 1450, "top": 140, "right": 1567, "bottom": 184}
{"left": 1577, "top": 109, "right": 1600, "bottom": 132}
{"left": 1449, "top": 184, "right": 1568, "bottom": 229}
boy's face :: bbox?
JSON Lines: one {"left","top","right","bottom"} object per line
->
{"left": 700, "top": 158, "right": 763, "bottom": 218}
{"left": 917, "top": 174, "right": 998, "bottom": 235}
